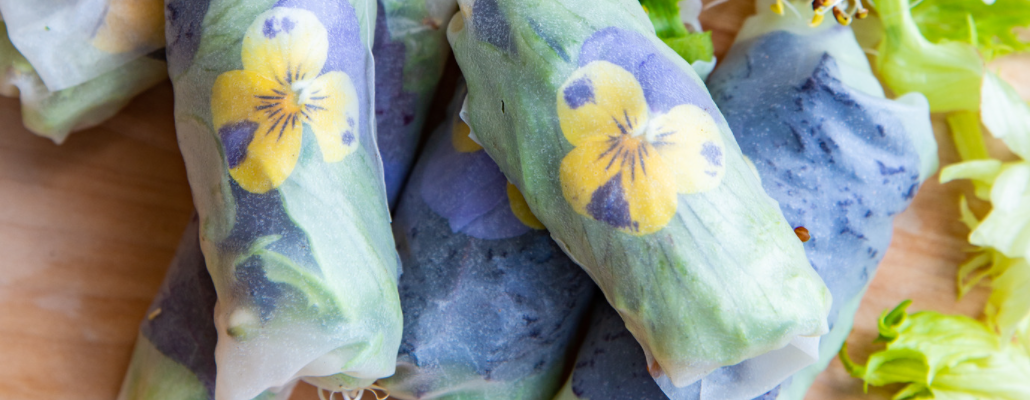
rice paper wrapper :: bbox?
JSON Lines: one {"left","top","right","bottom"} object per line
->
{"left": 166, "top": 1, "right": 402, "bottom": 399}
{"left": 0, "top": 20, "right": 166, "bottom": 143}
{"left": 378, "top": 83, "right": 595, "bottom": 399}
{"left": 117, "top": 216, "right": 295, "bottom": 400}
{"left": 373, "top": 0, "right": 457, "bottom": 207}
{"left": 705, "top": 3, "right": 936, "bottom": 398}
{"left": 447, "top": 0, "right": 831, "bottom": 389}
{"left": 553, "top": 301, "right": 783, "bottom": 400}
{"left": 0, "top": 0, "right": 165, "bottom": 91}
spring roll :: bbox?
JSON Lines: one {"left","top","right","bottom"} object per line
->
{"left": 373, "top": 0, "right": 457, "bottom": 207}
{"left": 117, "top": 216, "right": 295, "bottom": 400}
{"left": 0, "top": 2, "right": 167, "bottom": 143}
{"left": 553, "top": 301, "right": 781, "bottom": 400}
{"left": 447, "top": 0, "right": 831, "bottom": 389}
{"left": 705, "top": 2, "right": 937, "bottom": 398}
{"left": 166, "top": 1, "right": 402, "bottom": 399}
{"left": 377, "top": 82, "right": 596, "bottom": 399}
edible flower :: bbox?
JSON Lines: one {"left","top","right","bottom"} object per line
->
{"left": 557, "top": 59, "right": 724, "bottom": 235}
{"left": 92, "top": 0, "right": 166, "bottom": 53}
{"left": 421, "top": 112, "right": 545, "bottom": 239}
{"left": 211, "top": 7, "right": 359, "bottom": 193}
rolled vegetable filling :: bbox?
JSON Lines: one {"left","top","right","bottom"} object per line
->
{"left": 117, "top": 216, "right": 295, "bottom": 400}
{"left": 0, "top": 0, "right": 167, "bottom": 143}
{"left": 378, "top": 83, "right": 595, "bottom": 400}
{"left": 447, "top": 0, "right": 831, "bottom": 388}
{"left": 553, "top": 301, "right": 781, "bottom": 400}
{"left": 372, "top": 0, "right": 457, "bottom": 207}
{"left": 706, "top": 1, "right": 937, "bottom": 398}
{"left": 166, "top": 1, "right": 402, "bottom": 399}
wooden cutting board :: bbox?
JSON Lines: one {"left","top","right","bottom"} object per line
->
{"left": 0, "top": 1, "right": 1026, "bottom": 399}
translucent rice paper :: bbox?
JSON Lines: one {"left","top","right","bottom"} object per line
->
{"left": 552, "top": 301, "right": 782, "bottom": 400}
{"left": 705, "top": 2, "right": 937, "bottom": 398}
{"left": 0, "top": 0, "right": 164, "bottom": 92}
{"left": 166, "top": 1, "right": 402, "bottom": 399}
{"left": 447, "top": 0, "right": 831, "bottom": 390}
{"left": 378, "top": 83, "right": 595, "bottom": 400}
{"left": 117, "top": 215, "right": 295, "bottom": 400}
{"left": 0, "top": 20, "right": 166, "bottom": 143}
{"left": 373, "top": 0, "right": 457, "bottom": 207}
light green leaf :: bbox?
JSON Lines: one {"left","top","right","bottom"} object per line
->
{"left": 940, "top": 159, "right": 1002, "bottom": 185}
{"left": 874, "top": 0, "right": 984, "bottom": 112}
{"left": 842, "top": 301, "right": 1030, "bottom": 400}
{"left": 981, "top": 71, "right": 1030, "bottom": 160}
{"left": 947, "top": 111, "right": 990, "bottom": 161}
{"left": 911, "top": 0, "right": 1030, "bottom": 62}
{"left": 640, "top": 0, "right": 715, "bottom": 63}
{"left": 986, "top": 256, "right": 1030, "bottom": 340}
{"left": 970, "top": 162, "right": 1030, "bottom": 259}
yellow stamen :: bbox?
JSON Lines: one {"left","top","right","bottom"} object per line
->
{"left": 833, "top": 6, "right": 852, "bottom": 25}
{"left": 771, "top": 0, "right": 785, "bottom": 15}
{"left": 810, "top": 11, "right": 825, "bottom": 26}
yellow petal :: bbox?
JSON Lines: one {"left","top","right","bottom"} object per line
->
{"left": 92, "top": 0, "right": 166, "bottom": 53}
{"left": 507, "top": 182, "right": 545, "bottom": 230}
{"left": 557, "top": 61, "right": 648, "bottom": 147}
{"left": 242, "top": 7, "right": 329, "bottom": 86}
{"left": 212, "top": 70, "right": 302, "bottom": 193}
{"left": 560, "top": 140, "right": 677, "bottom": 235}
{"left": 304, "top": 71, "right": 360, "bottom": 162}
{"left": 649, "top": 104, "right": 726, "bottom": 194}
{"left": 451, "top": 116, "right": 483, "bottom": 153}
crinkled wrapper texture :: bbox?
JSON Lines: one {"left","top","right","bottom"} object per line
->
{"left": 0, "top": 19, "right": 166, "bottom": 143}
{"left": 448, "top": 0, "right": 831, "bottom": 389}
{"left": 117, "top": 216, "right": 294, "bottom": 400}
{"left": 706, "top": 16, "right": 935, "bottom": 400}
{"left": 0, "top": 0, "right": 165, "bottom": 91}
{"left": 379, "top": 85, "right": 595, "bottom": 400}
{"left": 166, "top": 1, "right": 401, "bottom": 399}
{"left": 552, "top": 301, "right": 781, "bottom": 400}
{"left": 373, "top": 0, "right": 456, "bottom": 207}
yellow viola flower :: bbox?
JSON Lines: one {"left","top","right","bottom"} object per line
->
{"left": 451, "top": 115, "right": 483, "bottom": 153}
{"left": 211, "top": 7, "right": 360, "bottom": 194}
{"left": 557, "top": 60, "right": 725, "bottom": 235}
{"left": 507, "top": 182, "right": 545, "bottom": 230}
{"left": 92, "top": 0, "right": 166, "bottom": 54}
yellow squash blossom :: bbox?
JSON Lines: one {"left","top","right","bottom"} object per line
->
{"left": 211, "top": 7, "right": 360, "bottom": 194}
{"left": 556, "top": 60, "right": 725, "bottom": 235}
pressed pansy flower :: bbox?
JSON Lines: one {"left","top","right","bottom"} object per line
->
{"left": 92, "top": 0, "right": 166, "bottom": 54}
{"left": 557, "top": 28, "right": 726, "bottom": 236}
{"left": 421, "top": 100, "right": 544, "bottom": 239}
{"left": 211, "top": 7, "right": 360, "bottom": 194}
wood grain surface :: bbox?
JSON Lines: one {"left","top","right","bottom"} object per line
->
{"left": 0, "top": 1, "right": 1025, "bottom": 399}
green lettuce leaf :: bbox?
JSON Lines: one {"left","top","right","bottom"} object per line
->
{"left": 640, "top": 0, "right": 714, "bottom": 63}
{"left": 981, "top": 71, "right": 1030, "bottom": 159}
{"left": 911, "top": 0, "right": 1030, "bottom": 62}
{"left": 873, "top": 0, "right": 984, "bottom": 112}
{"left": 841, "top": 301, "right": 1030, "bottom": 400}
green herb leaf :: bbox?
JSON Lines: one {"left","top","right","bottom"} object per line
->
{"left": 640, "top": 0, "right": 714, "bottom": 62}
{"left": 842, "top": 301, "right": 1030, "bottom": 400}
{"left": 874, "top": 0, "right": 984, "bottom": 112}
{"left": 912, "top": 0, "right": 1030, "bottom": 62}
